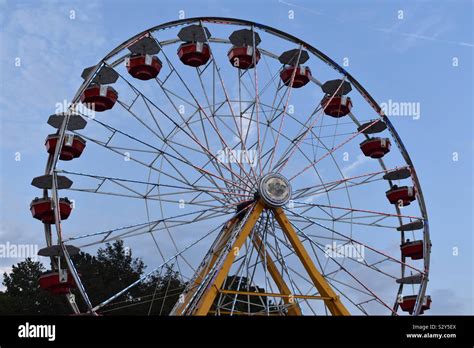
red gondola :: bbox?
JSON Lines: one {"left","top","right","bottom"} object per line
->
{"left": 45, "top": 134, "right": 86, "bottom": 161}
{"left": 80, "top": 84, "right": 118, "bottom": 112}
{"left": 386, "top": 185, "right": 416, "bottom": 206}
{"left": 399, "top": 295, "right": 431, "bottom": 314}
{"left": 360, "top": 137, "right": 391, "bottom": 158}
{"left": 30, "top": 197, "right": 73, "bottom": 224}
{"left": 39, "top": 271, "right": 77, "bottom": 295}
{"left": 280, "top": 66, "right": 311, "bottom": 88}
{"left": 321, "top": 95, "right": 352, "bottom": 117}
{"left": 228, "top": 46, "right": 260, "bottom": 69}
{"left": 177, "top": 42, "right": 211, "bottom": 67}
{"left": 401, "top": 240, "right": 424, "bottom": 260}
{"left": 126, "top": 54, "right": 162, "bottom": 80}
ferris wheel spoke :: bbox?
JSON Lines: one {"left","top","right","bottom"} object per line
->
{"left": 73, "top": 117, "right": 250, "bottom": 200}
{"left": 152, "top": 35, "right": 258, "bottom": 189}
{"left": 290, "top": 200, "right": 423, "bottom": 224}
{"left": 287, "top": 117, "right": 381, "bottom": 182}
{"left": 259, "top": 214, "right": 319, "bottom": 314}
{"left": 60, "top": 169, "right": 244, "bottom": 200}
{"left": 197, "top": 21, "right": 260, "bottom": 182}
{"left": 291, "top": 167, "right": 401, "bottom": 200}
{"left": 251, "top": 248, "right": 325, "bottom": 315}
{"left": 323, "top": 277, "right": 376, "bottom": 315}
{"left": 126, "top": 208, "right": 229, "bottom": 238}
{"left": 269, "top": 109, "right": 323, "bottom": 173}
{"left": 78, "top": 211, "right": 230, "bottom": 248}
{"left": 237, "top": 67, "right": 261, "bottom": 177}
{"left": 262, "top": 114, "right": 383, "bottom": 231}
{"left": 245, "top": 215, "right": 332, "bottom": 314}
{"left": 191, "top": 69, "right": 243, "bottom": 193}
{"left": 91, "top": 221, "right": 227, "bottom": 312}
{"left": 307, "top": 237, "right": 400, "bottom": 282}
{"left": 283, "top": 208, "right": 424, "bottom": 275}
{"left": 237, "top": 56, "right": 279, "bottom": 105}
{"left": 253, "top": 118, "right": 349, "bottom": 221}
{"left": 152, "top": 121, "right": 251, "bottom": 201}
{"left": 190, "top": 72, "right": 242, "bottom": 191}
{"left": 277, "top": 213, "right": 398, "bottom": 314}
{"left": 228, "top": 106, "right": 315, "bottom": 176}
{"left": 238, "top": 25, "right": 266, "bottom": 175}
{"left": 65, "top": 204, "right": 231, "bottom": 244}
{"left": 114, "top": 62, "right": 252, "bottom": 196}
{"left": 156, "top": 80, "right": 255, "bottom": 194}
{"left": 270, "top": 110, "right": 338, "bottom": 174}
{"left": 134, "top": 77, "right": 254, "bottom": 195}
{"left": 266, "top": 45, "right": 307, "bottom": 173}
{"left": 116, "top": 99, "right": 170, "bottom": 146}
{"left": 159, "top": 152, "right": 242, "bottom": 203}
{"left": 270, "top": 78, "right": 351, "bottom": 174}
{"left": 143, "top": 181, "right": 168, "bottom": 265}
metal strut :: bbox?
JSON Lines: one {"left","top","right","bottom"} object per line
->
{"left": 172, "top": 200, "right": 350, "bottom": 316}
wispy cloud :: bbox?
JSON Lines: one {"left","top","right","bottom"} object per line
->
{"left": 341, "top": 154, "right": 370, "bottom": 178}
{"left": 278, "top": 0, "right": 473, "bottom": 49}
{"left": 429, "top": 288, "right": 472, "bottom": 314}
{"left": 0, "top": 1, "right": 107, "bottom": 153}
{"left": 371, "top": 26, "right": 473, "bottom": 48}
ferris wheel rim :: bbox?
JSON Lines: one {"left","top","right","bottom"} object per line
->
{"left": 41, "top": 16, "right": 430, "bottom": 316}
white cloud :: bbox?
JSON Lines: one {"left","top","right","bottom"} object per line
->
{"left": 0, "top": 1, "right": 106, "bottom": 153}
{"left": 341, "top": 153, "right": 370, "bottom": 177}
{"left": 429, "top": 288, "right": 472, "bottom": 315}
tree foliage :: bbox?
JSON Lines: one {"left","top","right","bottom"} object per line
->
{"left": 0, "top": 240, "right": 271, "bottom": 315}
{"left": 0, "top": 241, "right": 186, "bottom": 315}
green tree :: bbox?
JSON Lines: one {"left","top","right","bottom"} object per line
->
{"left": 71, "top": 240, "right": 147, "bottom": 314}
{"left": 0, "top": 241, "right": 186, "bottom": 315}
{"left": 140, "top": 267, "right": 186, "bottom": 315}
{"left": 0, "top": 242, "right": 274, "bottom": 315}
{"left": 1, "top": 258, "right": 70, "bottom": 315}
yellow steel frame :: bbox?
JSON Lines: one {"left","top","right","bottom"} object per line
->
{"left": 251, "top": 232, "right": 302, "bottom": 315}
{"left": 192, "top": 200, "right": 266, "bottom": 315}
{"left": 271, "top": 207, "right": 350, "bottom": 316}
{"left": 181, "top": 200, "right": 350, "bottom": 316}
{"left": 171, "top": 217, "right": 241, "bottom": 315}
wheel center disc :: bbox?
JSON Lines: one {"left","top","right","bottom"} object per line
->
{"left": 258, "top": 173, "right": 292, "bottom": 207}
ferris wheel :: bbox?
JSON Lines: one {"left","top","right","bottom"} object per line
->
{"left": 30, "top": 17, "right": 431, "bottom": 316}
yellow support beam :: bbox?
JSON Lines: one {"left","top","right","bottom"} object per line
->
{"left": 271, "top": 207, "right": 350, "bottom": 316}
{"left": 176, "top": 199, "right": 349, "bottom": 316}
{"left": 192, "top": 200, "right": 265, "bottom": 315}
{"left": 252, "top": 233, "right": 302, "bottom": 315}
{"left": 171, "top": 218, "right": 240, "bottom": 315}
{"left": 219, "top": 289, "right": 330, "bottom": 300}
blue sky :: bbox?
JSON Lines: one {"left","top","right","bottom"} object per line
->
{"left": 0, "top": 0, "right": 472, "bottom": 314}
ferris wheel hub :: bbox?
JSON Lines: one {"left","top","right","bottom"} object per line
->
{"left": 258, "top": 173, "right": 292, "bottom": 207}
